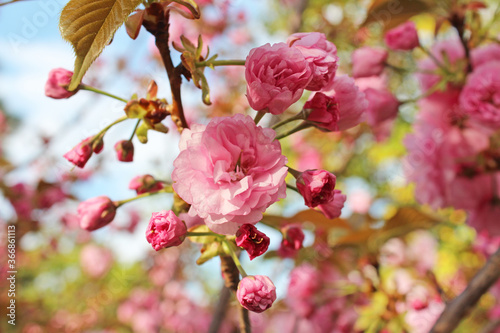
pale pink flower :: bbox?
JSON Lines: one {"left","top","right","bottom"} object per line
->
{"left": 45, "top": 68, "right": 78, "bottom": 99}
{"left": 296, "top": 169, "right": 337, "bottom": 208}
{"left": 351, "top": 47, "right": 388, "bottom": 78}
{"left": 237, "top": 275, "right": 277, "bottom": 313}
{"left": 471, "top": 43, "right": 500, "bottom": 69}
{"left": 80, "top": 244, "right": 113, "bottom": 278}
{"left": 460, "top": 61, "right": 500, "bottom": 129}
{"left": 287, "top": 32, "right": 338, "bottom": 91}
{"left": 348, "top": 189, "right": 372, "bottom": 214}
{"left": 406, "top": 230, "right": 437, "bottom": 273}
{"left": 405, "top": 300, "right": 445, "bottom": 333}
{"left": 384, "top": 21, "right": 419, "bottom": 51}
{"left": 77, "top": 196, "right": 117, "bottom": 231}
{"left": 245, "top": 43, "right": 312, "bottom": 114}
{"left": 287, "top": 264, "right": 321, "bottom": 318}
{"left": 467, "top": 173, "right": 500, "bottom": 235}
{"left": 379, "top": 238, "right": 406, "bottom": 267}
{"left": 325, "top": 75, "right": 368, "bottom": 130}
{"left": 172, "top": 114, "right": 288, "bottom": 234}
{"left": 363, "top": 87, "right": 399, "bottom": 126}
{"left": 146, "top": 210, "right": 187, "bottom": 251}
{"left": 317, "top": 189, "right": 346, "bottom": 218}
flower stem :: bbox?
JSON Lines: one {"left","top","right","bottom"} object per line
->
{"left": 92, "top": 116, "right": 128, "bottom": 143}
{"left": 286, "top": 183, "right": 300, "bottom": 194}
{"left": 129, "top": 119, "right": 141, "bottom": 141}
{"left": 80, "top": 84, "right": 129, "bottom": 103}
{"left": 196, "top": 59, "right": 246, "bottom": 68}
{"left": 254, "top": 111, "right": 265, "bottom": 125}
{"left": 186, "top": 232, "right": 217, "bottom": 237}
{"left": 271, "top": 111, "right": 306, "bottom": 130}
{"left": 223, "top": 239, "right": 247, "bottom": 278}
{"left": 287, "top": 166, "right": 301, "bottom": 179}
{"left": 114, "top": 187, "right": 173, "bottom": 208}
{"left": 419, "top": 46, "right": 452, "bottom": 75}
{"left": 275, "top": 122, "right": 311, "bottom": 140}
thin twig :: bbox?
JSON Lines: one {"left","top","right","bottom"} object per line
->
{"left": 208, "top": 285, "right": 232, "bottom": 333}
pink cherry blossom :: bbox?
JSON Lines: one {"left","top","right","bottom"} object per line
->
{"left": 80, "top": 244, "right": 113, "bottom": 278}
{"left": 63, "top": 137, "right": 93, "bottom": 168}
{"left": 287, "top": 32, "right": 338, "bottom": 91}
{"left": 278, "top": 225, "right": 305, "bottom": 258}
{"left": 296, "top": 169, "right": 337, "bottom": 208}
{"left": 77, "top": 196, "right": 117, "bottom": 231}
{"left": 129, "top": 174, "right": 164, "bottom": 194}
{"left": 471, "top": 43, "right": 500, "bottom": 69}
{"left": 237, "top": 275, "right": 277, "bottom": 313}
{"left": 45, "top": 68, "right": 78, "bottom": 99}
{"left": 351, "top": 47, "right": 388, "bottom": 78}
{"left": 236, "top": 224, "right": 270, "bottom": 260}
{"left": 146, "top": 210, "right": 187, "bottom": 251}
{"left": 460, "top": 61, "right": 500, "bottom": 129}
{"left": 287, "top": 264, "right": 321, "bottom": 317}
{"left": 384, "top": 21, "right": 420, "bottom": 51}
{"left": 317, "top": 189, "right": 346, "bottom": 219}
{"left": 172, "top": 114, "right": 288, "bottom": 234}
{"left": 363, "top": 87, "right": 399, "bottom": 127}
{"left": 245, "top": 43, "right": 312, "bottom": 114}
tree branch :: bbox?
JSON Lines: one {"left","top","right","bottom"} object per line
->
{"left": 208, "top": 285, "right": 232, "bottom": 333}
{"left": 430, "top": 246, "right": 500, "bottom": 333}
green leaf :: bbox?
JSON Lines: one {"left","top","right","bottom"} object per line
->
{"left": 59, "top": 0, "right": 142, "bottom": 90}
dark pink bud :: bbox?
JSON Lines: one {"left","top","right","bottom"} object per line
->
{"left": 235, "top": 224, "right": 270, "bottom": 260}
{"left": 296, "top": 169, "right": 336, "bottom": 208}
{"left": 304, "top": 92, "right": 340, "bottom": 132}
{"left": 128, "top": 174, "right": 164, "bottom": 195}
{"left": 236, "top": 275, "right": 276, "bottom": 313}
{"left": 77, "top": 196, "right": 117, "bottom": 231}
{"left": 64, "top": 137, "right": 93, "bottom": 168}
{"left": 114, "top": 140, "right": 134, "bottom": 162}
{"left": 45, "top": 68, "right": 78, "bottom": 99}
{"left": 146, "top": 210, "right": 187, "bottom": 251}
{"left": 384, "top": 21, "right": 419, "bottom": 51}
{"left": 317, "top": 189, "right": 346, "bottom": 219}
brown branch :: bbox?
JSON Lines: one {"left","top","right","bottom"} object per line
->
{"left": 430, "top": 246, "right": 500, "bottom": 333}
{"left": 220, "top": 255, "right": 251, "bottom": 333}
{"left": 142, "top": 4, "right": 189, "bottom": 131}
{"left": 480, "top": 319, "right": 500, "bottom": 333}
{"left": 208, "top": 285, "right": 232, "bottom": 333}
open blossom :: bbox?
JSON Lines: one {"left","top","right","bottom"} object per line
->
{"left": 64, "top": 137, "right": 93, "bottom": 168}
{"left": 459, "top": 61, "right": 500, "bottom": 129}
{"left": 287, "top": 32, "right": 338, "bottom": 91}
{"left": 471, "top": 43, "right": 500, "bottom": 68}
{"left": 172, "top": 114, "right": 288, "bottom": 234}
{"left": 327, "top": 75, "right": 368, "bottom": 130}
{"left": 363, "top": 87, "right": 399, "bottom": 126}
{"left": 129, "top": 174, "right": 164, "bottom": 194}
{"left": 236, "top": 224, "right": 270, "bottom": 260}
{"left": 296, "top": 169, "right": 337, "bottom": 208}
{"left": 245, "top": 43, "right": 312, "bottom": 114}
{"left": 304, "top": 92, "right": 340, "bottom": 131}
{"left": 287, "top": 264, "right": 321, "bottom": 317}
{"left": 45, "top": 68, "right": 78, "bottom": 99}
{"left": 384, "top": 21, "right": 419, "bottom": 51}
{"left": 351, "top": 47, "right": 388, "bottom": 78}
{"left": 146, "top": 210, "right": 187, "bottom": 251}
{"left": 317, "top": 189, "right": 346, "bottom": 219}
{"left": 237, "top": 275, "right": 277, "bottom": 313}
{"left": 77, "top": 196, "right": 117, "bottom": 231}
{"left": 80, "top": 244, "right": 113, "bottom": 278}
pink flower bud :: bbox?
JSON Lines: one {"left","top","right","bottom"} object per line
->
{"left": 245, "top": 43, "right": 312, "bottom": 115}
{"left": 236, "top": 275, "right": 277, "bottom": 313}
{"left": 78, "top": 196, "right": 117, "bottom": 231}
{"left": 384, "top": 21, "right": 419, "bottom": 51}
{"left": 278, "top": 225, "right": 305, "bottom": 257}
{"left": 287, "top": 32, "right": 338, "bottom": 91}
{"left": 63, "top": 137, "right": 93, "bottom": 168}
{"left": 146, "top": 210, "right": 187, "bottom": 251}
{"left": 45, "top": 68, "right": 78, "bottom": 99}
{"left": 317, "top": 189, "right": 346, "bottom": 219}
{"left": 114, "top": 140, "right": 134, "bottom": 162}
{"left": 235, "top": 224, "right": 270, "bottom": 260}
{"left": 296, "top": 169, "right": 337, "bottom": 208}
{"left": 304, "top": 92, "right": 340, "bottom": 131}
{"left": 351, "top": 47, "right": 388, "bottom": 78}
{"left": 128, "top": 174, "right": 164, "bottom": 194}
{"left": 364, "top": 87, "right": 399, "bottom": 126}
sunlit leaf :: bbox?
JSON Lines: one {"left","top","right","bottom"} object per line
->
{"left": 363, "top": 0, "right": 431, "bottom": 31}
{"left": 59, "top": 0, "right": 142, "bottom": 90}
{"left": 262, "top": 209, "right": 351, "bottom": 230}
